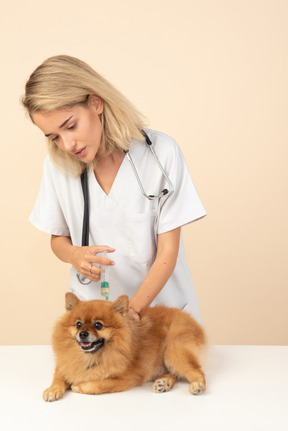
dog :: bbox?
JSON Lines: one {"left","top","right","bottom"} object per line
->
{"left": 43, "top": 293, "right": 207, "bottom": 401}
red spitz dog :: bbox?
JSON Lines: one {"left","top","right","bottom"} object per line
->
{"left": 43, "top": 293, "right": 207, "bottom": 401}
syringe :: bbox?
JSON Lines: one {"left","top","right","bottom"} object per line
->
{"left": 99, "top": 250, "right": 109, "bottom": 300}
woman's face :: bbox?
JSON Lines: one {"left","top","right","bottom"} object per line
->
{"left": 32, "top": 95, "right": 103, "bottom": 163}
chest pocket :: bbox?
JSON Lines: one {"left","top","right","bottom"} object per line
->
{"left": 122, "top": 210, "right": 157, "bottom": 266}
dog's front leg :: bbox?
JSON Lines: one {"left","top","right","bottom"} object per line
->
{"left": 43, "top": 369, "right": 69, "bottom": 402}
{"left": 71, "top": 377, "right": 135, "bottom": 395}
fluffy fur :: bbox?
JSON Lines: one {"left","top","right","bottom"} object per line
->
{"left": 43, "top": 293, "right": 207, "bottom": 401}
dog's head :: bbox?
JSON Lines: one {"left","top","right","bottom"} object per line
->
{"left": 62, "top": 293, "right": 130, "bottom": 354}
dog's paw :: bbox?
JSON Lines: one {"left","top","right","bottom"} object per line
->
{"left": 189, "top": 381, "right": 206, "bottom": 395}
{"left": 71, "top": 382, "right": 92, "bottom": 394}
{"left": 71, "top": 384, "right": 83, "bottom": 393}
{"left": 43, "top": 385, "right": 65, "bottom": 402}
{"left": 153, "top": 379, "right": 171, "bottom": 393}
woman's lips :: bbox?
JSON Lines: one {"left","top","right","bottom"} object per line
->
{"left": 74, "top": 147, "right": 87, "bottom": 158}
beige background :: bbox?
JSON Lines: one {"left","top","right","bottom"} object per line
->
{"left": 0, "top": 0, "right": 287, "bottom": 345}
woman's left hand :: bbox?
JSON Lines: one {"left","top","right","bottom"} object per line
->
{"left": 127, "top": 306, "right": 141, "bottom": 321}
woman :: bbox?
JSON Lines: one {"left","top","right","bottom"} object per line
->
{"left": 23, "top": 55, "right": 206, "bottom": 322}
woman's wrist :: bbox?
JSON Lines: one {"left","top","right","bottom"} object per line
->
{"left": 128, "top": 305, "right": 141, "bottom": 320}
{"left": 69, "top": 245, "right": 80, "bottom": 266}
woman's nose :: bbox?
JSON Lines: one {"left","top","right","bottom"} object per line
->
{"left": 61, "top": 135, "right": 76, "bottom": 152}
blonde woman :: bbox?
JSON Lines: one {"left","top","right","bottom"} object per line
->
{"left": 23, "top": 55, "right": 206, "bottom": 322}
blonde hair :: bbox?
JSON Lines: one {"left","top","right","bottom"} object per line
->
{"left": 22, "top": 55, "right": 145, "bottom": 176}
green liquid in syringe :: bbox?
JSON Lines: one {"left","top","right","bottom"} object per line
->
{"left": 100, "top": 251, "right": 109, "bottom": 300}
{"left": 101, "top": 281, "right": 109, "bottom": 300}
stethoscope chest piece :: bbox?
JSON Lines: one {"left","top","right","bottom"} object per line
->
{"left": 76, "top": 271, "right": 92, "bottom": 285}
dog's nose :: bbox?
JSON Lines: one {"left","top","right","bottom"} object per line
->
{"left": 79, "top": 331, "right": 89, "bottom": 340}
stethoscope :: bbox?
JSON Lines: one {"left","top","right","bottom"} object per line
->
{"left": 76, "top": 130, "right": 173, "bottom": 285}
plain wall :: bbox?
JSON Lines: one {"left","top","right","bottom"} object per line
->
{"left": 0, "top": 0, "right": 287, "bottom": 345}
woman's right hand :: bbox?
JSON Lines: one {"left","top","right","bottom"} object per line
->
{"left": 70, "top": 245, "right": 115, "bottom": 282}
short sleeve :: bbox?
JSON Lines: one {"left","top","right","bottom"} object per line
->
{"left": 156, "top": 135, "right": 206, "bottom": 234}
{"left": 29, "top": 156, "right": 70, "bottom": 236}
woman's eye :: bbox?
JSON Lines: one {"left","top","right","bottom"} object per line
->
{"left": 76, "top": 321, "right": 82, "bottom": 329}
{"left": 93, "top": 321, "right": 103, "bottom": 330}
{"left": 52, "top": 136, "right": 59, "bottom": 142}
{"left": 68, "top": 123, "right": 77, "bottom": 130}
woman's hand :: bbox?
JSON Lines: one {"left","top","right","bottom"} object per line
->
{"left": 70, "top": 245, "right": 115, "bottom": 282}
{"left": 50, "top": 235, "right": 115, "bottom": 282}
{"left": 127, "top": 306, "right": 141, "bottom": 321}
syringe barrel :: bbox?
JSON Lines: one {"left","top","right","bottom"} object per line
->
{"left": 99, "top": 250, "right": 109, "bottom": 299}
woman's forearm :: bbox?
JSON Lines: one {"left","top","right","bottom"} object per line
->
{"left": 129, "top": 227, "right": 181, "bottom": 316}
{"left": 50, "top": 235, "right": 75, "bottom": 264}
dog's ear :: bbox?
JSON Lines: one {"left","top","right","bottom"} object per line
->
{"left": 112, "top": 295, "right": 129, "bottom": 315}
{"left": 65, "top": 292, "right": 81, "bottom": 311}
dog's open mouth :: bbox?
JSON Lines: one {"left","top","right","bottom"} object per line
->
{"left": 79, "top": 338, "right": 105, "bottom": 353}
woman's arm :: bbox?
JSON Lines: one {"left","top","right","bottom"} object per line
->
{"left": 50, "top": 235, "right": 115, "bottom": 282}
{"left": 128, "top": 227, "right": 181, "bottom": 320}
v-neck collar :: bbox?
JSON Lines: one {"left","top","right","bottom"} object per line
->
{"left": 90, "top": 152, "right": 128, "bottom": 198}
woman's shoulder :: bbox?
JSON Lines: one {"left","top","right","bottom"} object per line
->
{"left": 42, "top": 155, "right": 78, "bottom": 183}
{"left": 143, "top": 128, "right": 183, "bottom": 161}
{"left": 144, "top": 128, "right": 178, "bottom": 147}
{"left": 43, "top": 154, "right": 60, "bottom": 171}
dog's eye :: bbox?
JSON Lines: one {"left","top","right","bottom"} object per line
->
{"left": 76, "top": 321, "right": 82, "bottom": 329}
{"left": 93, "top": 321, "right": 103, "bottom": 330}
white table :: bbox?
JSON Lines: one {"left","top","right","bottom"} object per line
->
{"left": 0, "top": 345, "right": 287, "bottom": 431}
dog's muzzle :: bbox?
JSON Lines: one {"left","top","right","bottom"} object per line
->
{"left": 77, "top": 331, "right": 105, "bottom": 353}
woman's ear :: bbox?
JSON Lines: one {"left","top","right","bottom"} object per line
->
{"left": 88, "top": 94, "right": 103, "bottom": 114}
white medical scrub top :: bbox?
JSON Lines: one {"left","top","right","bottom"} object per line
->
{"left": 30, "top": 129, "right": 206, "bottom": 323}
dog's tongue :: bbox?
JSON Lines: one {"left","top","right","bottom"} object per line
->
{"left": 81, "top": 342, "right": 91, "bottom": 347}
